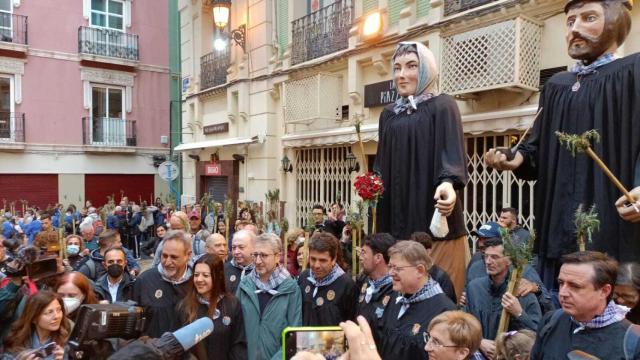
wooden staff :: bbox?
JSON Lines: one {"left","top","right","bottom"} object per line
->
{"left": 372, "top": 206, "right": 377, "bottom": 234}
{"left": 354, "top": 120, "right": 368, "bottom": 173}
{"left": 225, "top": 218, "right": 230, "bottom": 243}
{"left": 72, "top": 219, "right": 76, "bottom": 235}
{"left": 351, "top": 227, "right": 357, "bottom": 277}
{"left": 303, "top": 231, "right": 310, "bottom": 271}
{"left": 59, "top": 227, "right": 66, "bottom": 259}
{"left": 284, "top": 233, "right": 288, "bottom": 269}
{"left": 496, "top": 267, "right": 522, "bottom": 337}
{"left": 584, "top": 147, "right": 637, "bottom": 208}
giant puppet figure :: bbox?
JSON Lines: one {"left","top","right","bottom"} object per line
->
{"left": 375, "top": 42, "right": 469, "bottom": 297}
{"left": 485, "top": 0, "right": 640, "bottom": 286}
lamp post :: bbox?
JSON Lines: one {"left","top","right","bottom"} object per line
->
{"left": 281, "top": 155, "right": 293, "bottom": 173}
{"left": 346, "top": 152, "right": 360, "bottom": 173}
{"left": 209, "top": 0, "right": 246, "bottom": 52}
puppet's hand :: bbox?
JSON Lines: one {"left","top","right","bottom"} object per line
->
{"left": 484, "top": 149, "right": 524, "bottom": 171}
{"left": 434, "top": 182, "right": 456, "bottom": 216}
{"left": 615, "top": 186, "right": 640, "bottom": 223}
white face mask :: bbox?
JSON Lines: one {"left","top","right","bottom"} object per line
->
{"left": 63, "top": 297, "right": 82, "bottom": 314}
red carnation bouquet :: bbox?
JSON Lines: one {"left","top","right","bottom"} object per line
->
{"left": 354, "top": 172, "right": 384, "bottom": 202}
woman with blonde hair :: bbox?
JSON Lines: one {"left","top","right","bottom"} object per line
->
{"left": 495, "top": 329, "right": 536, "bottom": 360}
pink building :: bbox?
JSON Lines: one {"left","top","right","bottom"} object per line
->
{"left": 0, "top": 0, "right": 170, "bottom": 209}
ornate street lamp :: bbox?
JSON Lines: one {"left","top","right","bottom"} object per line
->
{"left": 208, "top": 0, "right": 246, "bottom": 52}
{"left": 281, "top": 155, "right": 293, "bottom": 173}
{"left": 346, "top": 152, "right": 360, "bottom": 173}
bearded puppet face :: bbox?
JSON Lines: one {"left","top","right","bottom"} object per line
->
{"left": 565, "top": 0, "right": 631, "bottom": 63}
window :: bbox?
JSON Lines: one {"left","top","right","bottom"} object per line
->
{"left": 0, "top": 0, "right": 12, "bottom": 42}
{"left": 91, "top": 0, "right": 124, "bottom": 31}
{"left": 0, "top": 75, "right": 15, "bottom": 141}
{"left": 91, "top": 85, "right": 124, "bottom": 145}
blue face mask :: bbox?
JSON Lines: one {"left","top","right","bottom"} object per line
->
{"left": 67, "top": 244, "right": 80, "bottom": 256}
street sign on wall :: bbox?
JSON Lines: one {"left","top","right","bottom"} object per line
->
{"left": 205, "top": 163, "right": 221, "bottom": 176}
{"left": 158, "top": 161, "right": 179, "bottom": 181}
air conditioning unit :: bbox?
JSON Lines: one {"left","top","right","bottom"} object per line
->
{"left": 160, "top": 135, "right": 168, "bottom": 144}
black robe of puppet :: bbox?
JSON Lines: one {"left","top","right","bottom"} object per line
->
{"left": 374, "top": 95, "right": 468, "bottom": 240}
{"left": 515, "top": 53, "right": 640, "bottom": 286}
{"left": 354, "top": 275, "right": 395, "bottom": 330}
{"left": 376, "top": 292, "right": 456, "bottom": 360}
{"left": 297, "top": 269, "right": 357, "bottom": 326}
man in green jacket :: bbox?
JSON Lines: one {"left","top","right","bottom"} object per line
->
{"left": 237, "top": 233, "right": 302, "bottom": 360}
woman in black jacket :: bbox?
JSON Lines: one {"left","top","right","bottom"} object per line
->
{"left": 179, "top": 254, "right": 247, "bottom": 360}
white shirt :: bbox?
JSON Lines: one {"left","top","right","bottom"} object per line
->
{"left": 108, "top": 277, "right": 123, "bottom": 302}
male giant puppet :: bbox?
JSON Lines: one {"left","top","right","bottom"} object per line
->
{"left": 485, "top": 0, "right": 640, "bottom": 287}
{"left": 375, "top": 42, "right": 469, "bottom": 298}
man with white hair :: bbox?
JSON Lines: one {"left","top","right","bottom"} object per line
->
{"left": 79, "top": 220, "right": 99, "bottom": 253}
{"left": 225, "top": 229, "right": 256, "bottom": 294}
{"left": 206, "top": 233, "right": 229, "bottom": 261}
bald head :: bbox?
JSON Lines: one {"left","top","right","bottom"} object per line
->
{"left": 206, "top": 233, "right": 228, "bottom": 260}
{"left": 232, "top": 230, "right": 256, "bottom": 266}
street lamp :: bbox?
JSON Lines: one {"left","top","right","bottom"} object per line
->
{"left": 362, "top": 11, "right": 383, "bottom": 41}
{"left": 346, "top": 152, "right": 360, "bottom": 173}
{"left": 281, "top": 155, "right": 293, "bottom": 173}
{"left": 209, "top": 0, "right": 246, "bottom": 52}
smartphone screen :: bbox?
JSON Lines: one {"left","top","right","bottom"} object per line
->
{"left": 283, "top": 328, "right": 346, "bottom": 360}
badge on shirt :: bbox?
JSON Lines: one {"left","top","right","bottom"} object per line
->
{"left": 305, "top": 285, "right": 311, "bottom": 294}
{"left": 327, "top": 290, "right": 336, "bottom": 301}
{"left": 316, "top": 297, "right": 324, "bottom": 306}
{"left": 375, "top": 307, "right": 385, "bottom": 319}
{"left": 361, "top": 283, "right": 368, "bottom": 294}
{"left": 230, "top": 275, "right": 237, "bottom": 282}
{"left": 412, "top": 323, "right": 421, "bottom": 335}
{"left": 155, "top": 289, "right": 163, "bottom": 299}
{"left": 222, "top": 316, "right": 231, "bottom": 326}
{"left": 213, "top": 309, "right": 221, "bottom": 320}
{"left": 382, "top": 295, "right": 390, "bottom": 306}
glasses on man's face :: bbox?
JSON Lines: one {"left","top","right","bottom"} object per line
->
{"left": 423, "top": 332, "right": 460, "bottom": 349}
{"left": 388, "top": 264, "right": 417, "bottom": 273}
{"left": 251, "top": 252, "right": 275, "bottom": 260}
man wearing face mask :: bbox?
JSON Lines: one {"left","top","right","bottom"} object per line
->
{"left": 375, "top": 42, "right": 468, "bottom": 299}
{"left": 95, "top": 246, "right": 135, "bottom": 303}
{"left": 485, "top": 0, "right": 640, "bottom": 288}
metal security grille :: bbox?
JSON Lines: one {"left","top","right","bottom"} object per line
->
{"left": 441, "top": 17, "right": 542, "bottom": 96}
{"left": 283, "top": 73, "right": 343, "bottom": 129}
{"left": 295, "top": 146, "right": 352, "bottom": 227}
{"left": 463, "top": 134, "right": 536, "bottom": 233}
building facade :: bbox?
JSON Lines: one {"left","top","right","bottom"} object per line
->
{"left": 0, "top": 0, "right": 171, "bottom": 209}
{"left": 178, "top": 0, "right": 639, "bottom": 230}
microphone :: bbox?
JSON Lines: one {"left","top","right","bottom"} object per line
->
{"left": 108, "top": 317, "right": 214, "bottom": 360}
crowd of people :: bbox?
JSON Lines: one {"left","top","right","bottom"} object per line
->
{"left": 1, "top": 197, "right": 640, "bottom": 360}
{"left": 1, "top": 0, "right": 640, "bottom": 357}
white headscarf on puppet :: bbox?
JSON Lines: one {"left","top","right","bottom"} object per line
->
{"left": 391, "top": 41, "right": 439, "bottom": 114}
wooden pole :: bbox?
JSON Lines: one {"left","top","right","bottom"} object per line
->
{"left": 59, "top": 227, "right": 66, "bottom": 259}
{"left": 496, "top": 267, "right": 521, "bottom": 338}
{"left": 372, "top": 206, "right": 377, "bottom": 234}
{"left": 225, "top": 218, "right": 230, "bottom": 243}
{"left": 303, "top": 231, "right": 310, "bottom": 271}
{"left": 284, "top": 233, "right": 288, "bottom": 269}
{"left": 355, "top": 127, "right": 368, "bottom": 173}
{"left": 351, "top": 228, "right": 357, "bottom": 277}
{"left": 585, "top": 147, "right": 636, "bottom": 204}
{"left": 578, "top": 235, "right": 586, "bottom": 252}
{"left": 72, "top": 219, "right": 76, "bottom": 235}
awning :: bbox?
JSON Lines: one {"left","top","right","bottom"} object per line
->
{"left": 281, "top": 123, "right": 379, "bottom": 148}
{"left": 173, "top": 135, "right": 261, "bottom": 152}
{"left": 281, "top": 106, "right": 539, "bottom": 148}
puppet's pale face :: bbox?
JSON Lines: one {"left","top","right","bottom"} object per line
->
{"left": 393, "top": 53, "right": 419, "bottom": 97}
{"left": 565, "top": 2, "right": 613, "bottom": 62}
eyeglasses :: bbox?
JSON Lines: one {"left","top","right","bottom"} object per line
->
{"left": 388, "top": 265, "right": 417, "bottom": 273}
{"left": 251, "top": 252, "right": 275, "bottom": 260}
{"left": 423, "top": 332, "right": 461, "bottom": 349}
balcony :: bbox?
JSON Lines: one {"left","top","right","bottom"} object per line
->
{"left": 0, "top": 112, "right": 25, "bottom": 144}
{"left": 0, "top": 13, "right": 28, "bottom": 53}
{"left": 283, "top": 73, "right": 343, "bottom": 132}
{"left": 78, "top": 26, "right": 139, "bottom": 64}
{"left": 291, "top": 0, "right": 353, "bottom": 66}
{"left": 441, "top": 16, "right": 542, "bottom": 96}
{"left": 82, "top": 117, "right": 136, "bottom": 149}
{"left": 200, "top": 48, "right": 230, "bottom": 90}
{"left": 444, "top": 0, "right": 497, "bottom": 16}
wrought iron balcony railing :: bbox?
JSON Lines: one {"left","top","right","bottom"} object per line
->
{"left": 0, "top": 112, "right": 25, "bottom": 142}
{"left": 78, "top": 26, "right": 139, "bottom": 61}
{"left": 82, "top": 117, "right": 137, "bottom": 147}
{"left": 0, "top": 13, "right": 27, "bottom": 45}
{"left": 291, "top": 0, "right": 353, "bottom": 66}
{"left": 444, "top": 0, "right": 497, "bottom": 16}
{"left": 200, "top": 48, "right": 230, "bottom": 90}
